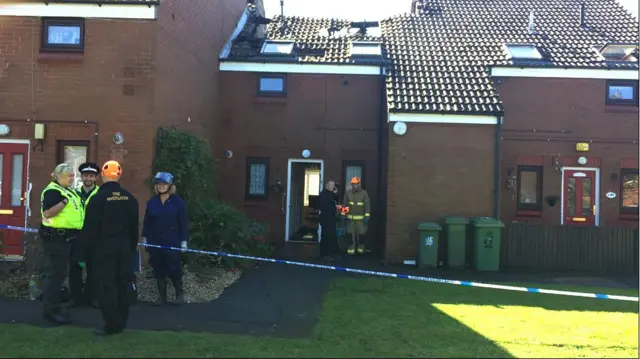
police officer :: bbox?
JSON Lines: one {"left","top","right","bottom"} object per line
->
{"left": 82, "top": 160, "right": 139, "bottom": 336}
{"left": 67, "top": 162, "right": 100, "bottom": 308}
{"left": 40, "top": 163, "right": 84, "bottom": 325}
{"left": 142, "top": 172, "right": 188, "bottom": 306}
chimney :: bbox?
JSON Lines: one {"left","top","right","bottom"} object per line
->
{"left": 528, "top": 11, "right": 535, "bottom": 34}
{"left": 411, "top": 0, "right": 419, "bottom": 14}
{"left": 579, "top": 3, "right": 586, "bottom": 28}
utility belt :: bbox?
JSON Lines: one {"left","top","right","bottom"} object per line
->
{"left": 40, "top": 227, "right": 80, "bottom": 242}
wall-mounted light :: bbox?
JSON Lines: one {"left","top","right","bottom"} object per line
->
{"left": 551, "top": 154, "right": 561, "bottom": 172}
{"left": 0, "top": 124, "right": 10, "bottom": 136}
{"left": 113, "top": 132, "right": 124, "bottom": 145}
{"left": 34, "top": 123, "right": 45, "bottom": 152}
{"left": 577, "top": 156, "right": 587, "bottom": 165}
{"left": 224, "top": 149, "right": 233, "bottom": 159}
{"left": 302, "top": 149, "right": 311, "bottom": 158}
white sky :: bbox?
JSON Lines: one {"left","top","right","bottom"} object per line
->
{"left": 264, "top": 0, "right": 638, "bottom": 21}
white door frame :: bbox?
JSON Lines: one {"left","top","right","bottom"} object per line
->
{"left": 285, "top": 158, "right": 324, "bottom": 242}
{"left": 560, "top": 167, "right": 600, "bottom": 226}
{"left": 0, "top": 139, "right": 31, "bottom": 261}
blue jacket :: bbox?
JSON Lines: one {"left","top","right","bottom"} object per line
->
{"left": 142, "top": 195, "right": 188, "bottom": 246}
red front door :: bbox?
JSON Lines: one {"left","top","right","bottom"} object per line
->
{"left": 0, "top": 143, "right": 29, "bottom": 257}
{"left": 563, "top": 169, "right": 597, "bottom": 226}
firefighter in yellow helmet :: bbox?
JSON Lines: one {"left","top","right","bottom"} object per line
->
{"left": 341, "top": 177, "right": 371, "bottom": 255}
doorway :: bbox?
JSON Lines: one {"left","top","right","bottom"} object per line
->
{"left": 0, "top": 140, "right": 30, "bottom": 260}
{"left": 561, "top": 167, "right": 600, "bottom": 226}
{"left": 285, "top": 159, "right": 323, "bottom": 242}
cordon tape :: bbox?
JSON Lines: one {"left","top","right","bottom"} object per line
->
{"left": 1, "top": 223, "right": 638, "bottom": 302}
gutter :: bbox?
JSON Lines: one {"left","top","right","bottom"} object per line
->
{"left": 375, "top": 63, "right": 386, "bottom": 257}
{"left": 493, "top": 115, "right": 503, "bottom": 219}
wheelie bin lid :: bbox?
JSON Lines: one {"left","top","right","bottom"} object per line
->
{"left": 472, "top": 217, "right": 505, "bottom": 228}
{"left": 417, "top": 222, "right": 442, "bottom": 231}
{"left": 444, "top": 216, "right": 470, "bottom": 225}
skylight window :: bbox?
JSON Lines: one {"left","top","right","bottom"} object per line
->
{"left": 505, "top": 44, "right": 543, "bottom": 60}
{"left": 350, "top": 41, "right": 382, "bottom": 57}
{"left": 597, "top": 43, "right": 638, "bottom": 62}
{"left": 260, "top": 40, "right": 295, "bottom": 55}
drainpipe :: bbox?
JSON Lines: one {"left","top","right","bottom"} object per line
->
{"left": 375, "top": 64, "right": 386, "bottom": 257}
{"left": 493, "top": 115, "right": 503, "bottom": 219}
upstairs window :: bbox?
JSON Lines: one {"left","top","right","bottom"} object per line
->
{"left": 260, "top": 40, "right": 295, "bottom": 56}
{"left": 620, "top": 169, "right": 639, "bottom": 214}
{"left": 41, "top": 18, "right": 85, "bottom": 53}
{"left": 606, "top": 80, "right": 638, "bottom": 106}
{"left": 505, "top": 44, "right": 543, "bottom": 60}
{"left": 517, "top": 165, "right": 543, "bottom": 211}
{"left": 350, "top": 42, "right": 382, "bottom": 57}
{"left": 597, "top": 43, "right": 639, "bottom": 62}
{"left": 257, "top": 75, "right": 286, "bottom": 96}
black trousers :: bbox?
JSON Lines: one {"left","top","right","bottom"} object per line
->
{"left": 69, "top": 241, "right": 93, "bottom": 303}
{"left": 42, "top": 237, "right": 72, "bottom": 314}
{"left": 148, "top": 247, "right": 183, "bottom": 280}
{"left": 319, "top": 219, "right": 338, "bottom": 256}
{"left": 93, "top": 245, "right": 133, "bottom": 333}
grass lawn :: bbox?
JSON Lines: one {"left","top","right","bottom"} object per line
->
{"left": 0, "top": 277, "right": 637, "bottom": 358}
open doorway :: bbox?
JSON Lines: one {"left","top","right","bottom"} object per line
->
{"left": 285, "top": 159, "right": 323, "bottom": 243}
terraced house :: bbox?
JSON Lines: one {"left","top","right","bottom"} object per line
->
{"left": 0, "top": 0, "right": 247, "bottom": 258}
{"left": 218, "top": 0, "right": 638, "bottom": 263}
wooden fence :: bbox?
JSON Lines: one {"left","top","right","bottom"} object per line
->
{"left": 500, "top": 223, "right": 639, "bottom": 274}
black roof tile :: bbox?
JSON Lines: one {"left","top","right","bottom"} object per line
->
{"left": 225, "top": 0, "right": 639, "bottom": 116}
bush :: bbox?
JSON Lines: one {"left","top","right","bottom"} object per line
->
{"left": 150, "top": 128, "right": 271, "bottom": 269}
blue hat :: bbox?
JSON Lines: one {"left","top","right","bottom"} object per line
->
{"left": 154, "top": 172, "right": 174, "bottom": 185}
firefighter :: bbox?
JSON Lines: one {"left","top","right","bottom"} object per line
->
{"left": 342, "top": 177, "right": 371, "bottom": 255}
{"left": 82, "top": 160, "right": 139, "bottom": 336}
{"left": 40, "top": 163, "right": 85, "bottom": 325}
{"left": 142, "top": 172, "right": 189, "bottom": 306}
{"left": 67, "top": 162, "right": 100, "bottom": 308}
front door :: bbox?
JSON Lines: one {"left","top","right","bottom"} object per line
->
{"left": 0, "top": 143, "right": 29, "bottom": 257}
{"left": 563, "top": 169, "right": 597, "bottom": 226}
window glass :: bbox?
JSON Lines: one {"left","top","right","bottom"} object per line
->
{"left": 47, "top": 25, "right": 81, "bottom": 45}
{"left": 608, "top": 86, "right": 635, "bottom": 100}
{"left": 622, "top": 172, "right": 639, "bottom": 209}
{"left": 11, "top": 154, "right": 23, "bottom": 207}
{"left": 248, "top": 163, "right": 266, "bottom": 196}
{"left": 567, "top": 178, "right": 576, "bottom": 216}
{"left": 518, "top": 170, "right": 539, "bottom": 204}
{"left": 259, "top": 77, "right": 284, "bottom": 93}
{"left": 63, "top": 145, "right": 87, "bottom": 189}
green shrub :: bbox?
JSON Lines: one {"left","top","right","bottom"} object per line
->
{"left": 150, "top": 127, "right": 271, "bottom": 269}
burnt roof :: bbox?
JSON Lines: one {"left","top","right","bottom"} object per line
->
{"left": 224, "top": 0, "right": 639, "bottom": 116}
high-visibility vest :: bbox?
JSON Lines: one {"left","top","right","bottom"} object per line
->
{"left": 41, "top": 182, "right": 84, "bottom": 229}
{"left": 77, "top": 184, "right": 99, "bottom": 211}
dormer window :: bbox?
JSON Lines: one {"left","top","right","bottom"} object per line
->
{"left": 597, "top": 43, "right": 638, "bottom": 62}
{"left": 260, "top": 40, "right": 295, "bottom": 56}
{"left": 350, "top": 41, "right": 382, "bottom": 57}
{"left": 505, "top": 44, "right": 543, "bottom": 60}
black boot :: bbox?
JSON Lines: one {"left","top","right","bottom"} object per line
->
{"left": 42, "top": 302, "right": 72, "bottom": 325}
{"left": 152, "top": 278, "right": 167, "bottom": 306}
{"left": 170, "top": 277, "right": 184, "bottom": 306}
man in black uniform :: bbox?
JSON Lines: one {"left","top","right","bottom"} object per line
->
{"left": 317, "top": 179, "right": 340, "bottom": 261}
{"left": 68, "top": 162, "right": 101, "bottom": 308}
{"left": 82, "top": 160, "right": 139, "bottom": 336}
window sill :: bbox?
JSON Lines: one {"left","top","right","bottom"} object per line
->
{"left": 604, "top": 106, "right": 638, "bottom": 114}
{"left": 516, "top": 210, "right": 543, "bottom": 217}
{"left": 254, "top": 97, "right": 287, "bottom": 104}
{"left": 38, "top": 52, "right": 84, "bottom": 63}
{"left": 619, "top": 212, "right": 639, "bottom": 221}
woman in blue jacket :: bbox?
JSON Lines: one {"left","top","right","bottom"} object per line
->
{"left": 142, "top": 172, "right": 188, "bottom": 306}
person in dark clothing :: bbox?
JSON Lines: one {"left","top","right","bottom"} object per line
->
{"left": 40, "top": 163, "right": 85, "bottom": 325}
{"left": 68, "top": 162, "right": 101, "bottom": 308}
{"left": 142, "top": 172, "right": 189, "bottom": 306}
{"left": 82, "top": 160, "right": 139, "bottom": 336}
{"left": 317, "top": 179, "right": 340, "bottom": 260}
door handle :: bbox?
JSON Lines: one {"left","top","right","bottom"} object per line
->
{"left": 592, "top": 204, "right": 596, "bottom": 215}
{"left": 281, "top": 194, "right": 285, "bottom": 214}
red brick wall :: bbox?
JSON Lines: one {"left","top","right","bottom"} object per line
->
{"left": 385, "top": 123, "right": 496, "bottom": 262}
{"left": 216, "top": 71, "right": 382, "bottom": 244}
{"left": 496, "top": 77, "right": 639, "bottom": 227}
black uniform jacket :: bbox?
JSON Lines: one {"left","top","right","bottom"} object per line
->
{"left": 81, "top": 181, "right": 139, "bottom": 260}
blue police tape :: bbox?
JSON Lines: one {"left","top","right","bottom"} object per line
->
{"left": 2, "top": 223, "right": 637, "bottom": 302}
{"left": 138, "top": 243, "right": 640, "bottom": 303}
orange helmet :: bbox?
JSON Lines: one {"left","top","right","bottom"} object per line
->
{"left": 102, "top": 160, "right": 122, "bottom": 177}
{"left": 350, "top": 177, "right": 361, "bottom": 185}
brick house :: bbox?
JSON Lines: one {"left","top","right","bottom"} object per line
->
{"left": 0, "top": 0, "right": 247, "bottom": 258}
{"left": 217, "top": 0, "right": 638, "bottom": 262}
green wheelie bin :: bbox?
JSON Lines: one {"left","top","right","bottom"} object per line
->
{"left": 470, "top": 217, "right": 505, "bottom": 272}
{"left": 417, "top": 222, "right": 442, "bottom": 268}
{"left": 443, "top": 216, "right": 470, "bottom": 269}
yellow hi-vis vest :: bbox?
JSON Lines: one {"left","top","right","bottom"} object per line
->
{"left": 77, "top": 184, "right": 99, "bottom": 211}
{"left": 41, "top": 182, "right": 84, "bottom": 229}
